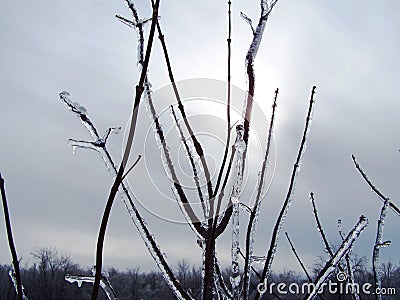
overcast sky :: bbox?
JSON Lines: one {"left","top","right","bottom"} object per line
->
{"left": 0, "top": 0, "right": 399, "bottom": 276}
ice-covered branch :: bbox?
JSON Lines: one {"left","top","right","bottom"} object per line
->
{"left": 65, "top": 272, "right": 118, "bottom": 300}
{"left": 1, "top": 174, "right": 24, "bottom": 300}
{"left": 352, "top": 155, "right": 400, "bottom": 216}
{"left": 60, "top": 96, "right": 192, "bottom": 300}
{"left": 8, "top": 270, "right": 28, "bottom": 300}
{"left": 215, "top": 257, "right": 233, "bottom": 299}
{"left": 242, "top": 0, "right": 279, "bottom": 146}
{"left": 90, "top": 2, "right": 161, "bottom": 296}
{"left": 337, "top": 220, "right": 360, "bottom": 300}
{"left": 309, "top": 192, "right": 334, "bottom": 257}
{"left": 154, "top": 10, "right": 214, "bottom": 203}
{"left": 305, "top": 215, "right": 368, "bottom": 300}
{"left": 255, "top": 86, "right": 316, "bottom": 300}
{"left": 242, "top": 88, "right": 278, "bottom": 299}
{"left": 372, "top": 200, "right": 390, "bottom": 300}
{"left": 171, "top": 105, "right": 208, "bottom": 220}
{"left": 125, "top": 0, "right": 205, "bottom": 238}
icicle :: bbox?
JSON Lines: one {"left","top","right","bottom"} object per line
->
{"left": 229, "top": 125, "right": 247, "bottom": 296}
{"left": 65, "top": 273, "right": 119, "bottom": 300}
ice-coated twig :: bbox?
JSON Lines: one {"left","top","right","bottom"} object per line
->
{"left": 242, "top": 88, "right": 278, "bottom": 299}
{"left": 337, "top": 219, "right": 345, "bottom": 240}
{"left": 240, "top": 12, "right": 255, "bottom": 34}
{"left": 305, "top": 215, "right": 368, "bottom": 300}
{"left": 121, "top": 155, "right": 141, "bottom": 181}
{"left": 352, "top": 155, "right": 400, "bottom": 216}
{"left": 124, "top": 0, "right": 204, "bottom": 239}
{"left": 285, "top": 232, "right": 312, "bottom": 282}
{"left": 8, "top": 270, "right": 28, "bottom": 300}
{"left": 309, "top": 192, "right": 334, "bottom": 257}
{"left": 239, "top": 203, "right": 252, "bottom": 214}
{"left": 65, "top": 273, "right": 118, "bottom": 300}
{"left": 171, "top": 105, "right": 208, "bottom": 220}
{"left": 91, "top": 2, "right": 161, "bottom": 298}
{"left": 120, "top": 2, "right": 197, "bottom": 298}
{"left": 242, "top": 0, "right": 279, "bottom": 146}
{"left": 60, "top": 97, "right": 192, "bottom": 299}
{"left": 215, "top": 257, "right": 233, "bottom": 299}
{"left": 372, "top": 199, "right": 390, "bottom": 300}
{"left": 1, "top": 174, "right": 24, "bottom": 300}
{"left": 255, "top": 86, "right": 316, "bottom": 300}
{"left": 337, "top": 219, "right": 360, "bottom": 300}
{"left": 153, "top": 4, "right": 214, "bottom": 203}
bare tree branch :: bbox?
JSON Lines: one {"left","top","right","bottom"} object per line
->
{"left": 285, "top": 232, "right": 312, "bottom": 282}
{"left": 304, "top": 215, "right": 368, "bottom": 300}
{"left": 1, "top": 173, "right": 24, "bottom": 300}
{"left": 92, "top": 2, "right": 160, "bottom": 298}
{"left": 352, "top": 154, "right": 400, "bottom": 216}
{"left": 242, "top": 88, "right": 278, "bottom": 299}
{"left": 255, "top": 86, "right": 316, "bottom": 300}
{"left": 309, "top": 192, "right": 334, "bottom": 257}
{"left": 373, "top": 200, "right": 391, "bottom": 300}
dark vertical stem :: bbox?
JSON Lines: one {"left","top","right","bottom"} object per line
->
{"left": 214, "top": 0, "right": 232, "bottom": 197}
{"left": 285, "top": 232, "right": 312, "bottom": 282}
{"left": 0, "top": 174, "right": 23, "bottom": 300}
{"left": 91, "top": 1, "right": 160, "bottom": 299}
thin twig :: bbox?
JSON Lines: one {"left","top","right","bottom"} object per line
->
{"left": 242, "top": 88, "right": 278, "bottom": 299}
{"left": 171, "top": 105, "right": 208, "bottom": 220}
{"left": 154, "top": 9, "right": 214, "bottom": 203}
{"left": 304, "top": 216, "right": 368, "bottom": 300}
{"left": 373, "top": 200, "right": 390, "bottom": 300}
{"left": 121, "top": 155, "right": 142, "bottom": 181}
{"left": 309, "top": 192, "right": 334, "bottom": 257}
{"left": 213, "top": 0, "right": 232, "bottom": 198}
{"left": 352, "top": 154, "right": 400, "bottom": 216}
{"left": 0, "top": 174, "right": 24, "bottom": 300}
{"left": 285, "top": 232, "right": 312, "bottom": 282}
{"left": 255, "top": 86, "right": 316, "bottom": 300}
{"left": 91, "top": 1, "right": 160, "bottom": 299}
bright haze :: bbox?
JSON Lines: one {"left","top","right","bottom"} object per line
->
{"left": 0, "top": 0, "right": 399, "bottom": 273}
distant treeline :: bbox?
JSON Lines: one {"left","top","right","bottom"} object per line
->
{"left": 0, "top": 247, "right": 399, "bottom": 299}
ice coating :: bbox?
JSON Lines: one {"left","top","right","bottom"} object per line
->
{"left": 59, "top": 91, "right": 87, "bottom": 116}
{"left": 306, "top": 216, "right": 368, "bottom": 300}
{"left": 9, "top": 270, "right": 28, "bottom": 300}
{"left": 229, "top": 126, "right": 247, "bottom": 296}
{"left": 65, "top": 273, "right": 119, "bottom": 300}
{"left": 170, "top": 105, "right": 208, "bottom": 219}
{"left": 373, "top": 199, "right": 390, "bottom": 300}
